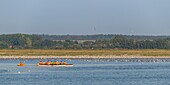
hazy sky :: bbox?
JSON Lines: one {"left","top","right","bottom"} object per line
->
{"left": 0, "top": 0, "right": 170, "bottom": 35}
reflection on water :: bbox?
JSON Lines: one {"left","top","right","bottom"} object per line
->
{"left": 0, "top": 59, "right": 170, "bottom": 85}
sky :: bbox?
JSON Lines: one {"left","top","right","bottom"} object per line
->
{"left": 0, "top": 0, "right": 170, "bottom": 35}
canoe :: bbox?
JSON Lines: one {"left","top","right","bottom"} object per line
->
{"left": 37, "top": 64, "right": 73, "bottom": 67}
{"left": 17, "top": 64, "right": 26, "bottom": 66}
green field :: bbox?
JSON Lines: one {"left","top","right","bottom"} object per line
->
{"left": 0, "top": 49, "right": 170, "bottom": 56}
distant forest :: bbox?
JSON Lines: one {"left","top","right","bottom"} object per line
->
{"left": 1, "top": 34, "right": 170, "bottom": 49}
{"left": 40, "top": 34, "right": 170, "bottom": 40}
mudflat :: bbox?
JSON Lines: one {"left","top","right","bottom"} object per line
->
{"left": 0, "top": 49, "right": 170, "bottom": 59}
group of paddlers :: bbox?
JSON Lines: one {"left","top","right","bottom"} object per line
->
{"left": 39, "top": 61, "right": 67, "bottom": 65}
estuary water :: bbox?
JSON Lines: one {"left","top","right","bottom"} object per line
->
{"left": 0, "top": 59, "right": 170, "bottom": 85}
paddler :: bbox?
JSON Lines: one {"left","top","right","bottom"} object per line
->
{"left": 55, "top": 61, "right": 59, "bottom": 65}
{"left": 18, "top": 62, "right": 26, "bottom": 66}
{"left": 51, "top": 61, "right": 55, "bottom": 65}
{"left": 59, "top": 61, "right": 62, "bottom": 65}
{"left": 20, "top": 62, "right": 24, "bottom": 65}
{"left": 45, "top": 60, "right": 51, "bottom": 65}
{"left": 63, "top": 61, "right": 67, "bottom": 65}
{"left": 39, "top": 61, "right": 44, "bottom": 65}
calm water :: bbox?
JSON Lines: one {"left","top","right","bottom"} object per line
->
{"left": 0, "top": 59, "right": 170, "bottom": 85}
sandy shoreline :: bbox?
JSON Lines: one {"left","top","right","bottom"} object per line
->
{"left": 0, "top": 55, "right": 170, "bottom": 59}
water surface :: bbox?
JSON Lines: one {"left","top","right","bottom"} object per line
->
{"left": 0, "top": 59, "right": 170, "bottom": 85}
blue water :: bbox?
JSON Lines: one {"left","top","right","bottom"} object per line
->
{"left": 0, "top": 59, "right": 170, "bottom": 85}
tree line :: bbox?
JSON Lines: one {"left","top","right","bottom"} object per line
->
{"left": 1, "top": 34, "right": 170, "bottom": 49}
{"left": 40, "top": 34, "right": 170, "bottom": 40}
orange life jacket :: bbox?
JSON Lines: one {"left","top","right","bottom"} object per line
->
{"left": 63, "top": 62, "right": 67, "bottom": 65}
{"left": 39, "top": 62, "right": 44, "bottom": 65}
{"left": 59, "top": 62, "right": 62, "bottom": 64}
{"left": 46, "top": 62, "right": 51, "bottom": 65}
{"left": 55, "top": 61, "right": 59, "bottom": 65}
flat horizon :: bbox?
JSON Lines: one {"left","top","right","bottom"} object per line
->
{"left": 0, "top": 33, "right": 170, "bottom": 36}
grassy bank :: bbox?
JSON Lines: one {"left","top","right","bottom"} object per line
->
{"left": 0, "top": 49, "right": 170, "bottom": 57}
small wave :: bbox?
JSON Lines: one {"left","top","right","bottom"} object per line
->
{"left": 0, "top": 70, "right": 8, "bottom": 73}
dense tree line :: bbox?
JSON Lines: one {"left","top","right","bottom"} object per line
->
{"left": 1, "top": 34, "right": 170, "bottom": 49}
{"left": 40, "top": 34, "right": 170, "bottom": 40}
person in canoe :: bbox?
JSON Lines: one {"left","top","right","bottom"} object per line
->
{"left": 18, "top": 62, "right": 26, "bottom": 66}
{"left": 59, "top": 61, "right": 62, "bottom": 65}
{"left": 63, "top": 61, "right": 67, "bottom": 65}
{"left": 51, "top": 61, "right": 55, "bottom": 65}
{"left": 45, "top": 60, "right": 51, "bottom": 65}
{"left": 55, "top": 61, "right": 59, "bottom": 65}
{"left": 39, "top": 61, "right": 44, "bottom": 65}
